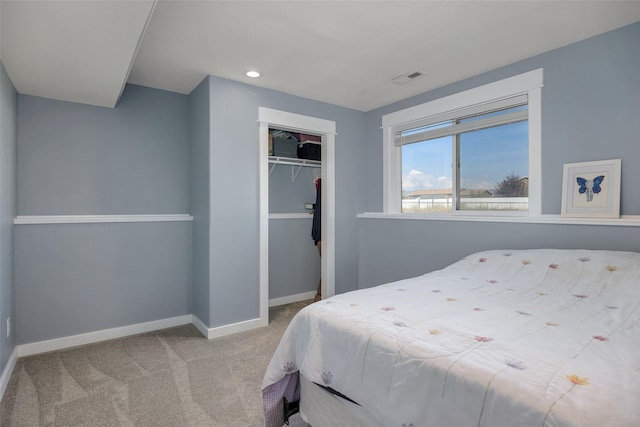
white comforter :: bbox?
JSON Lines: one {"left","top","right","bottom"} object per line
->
{"left": 263, "top": 249, "right": 640, "bottom": 427}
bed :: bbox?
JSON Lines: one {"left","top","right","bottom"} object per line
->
{"left": 262, "top": 249, "right": 640, "bottom": 427}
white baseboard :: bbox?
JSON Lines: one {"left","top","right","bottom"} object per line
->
{"left": 190, "top": 315, "right": 210, "bottom": 338}
{"left": 0, "top": 348, "right": 18, "bottom": 402}
{"left": 14, "top": 313, "right": 270, "bottom": 359}
{"left": 17, "top": 315, "right": 192, "bottom": 357}
{"left": 193, "top": 315, "right": 268, "bottom": 339}
{"left": 269, "top": 291, "right": 316, "bottom": 307}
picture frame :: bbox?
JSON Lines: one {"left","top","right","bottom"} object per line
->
{"left": 561, "top": 159, "right": 621, "bottom": 218}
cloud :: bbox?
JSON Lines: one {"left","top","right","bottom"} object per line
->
{"left": 437, "top": 176, "right": 450, "bottom": 184}
{"left": 403, "top": 170, "right": 451, "bottom": 192}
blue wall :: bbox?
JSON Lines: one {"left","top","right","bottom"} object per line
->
{"left": 205, "top": 76, "right": 365, "bottom": 327}
{"left": 0, "top": 61, "right": 17, "bottom": 380}
{"left": 189, "top": 76, "right": 364, "bottom": 326}
{"left": 269, "top": 217, "right": 320, "bottom": 300}
{"left": 269, "top": 162, "right": 318, "bottom": 214}
{"left": 358, "top": 22, "right": 640, "bottom": 288}
{"left": 15, "top": 223, "right": 191, "bottom": 343}
{"left": 364, "top": 22, "right": 640, "bottom": 214}
{"left": 18, "top": 85, "right": 190, "bottom": 215}
{"left": 14, "top": 85, "right": 192, "bottom": 344}
{"left": 189, "top": 77, "right": 211, "bottom": 325}
{"left": 358, "top": 219, "right": 640, "bottom": 288}
{"left": 12, "top": 73, "right": 366, "bottom": 343}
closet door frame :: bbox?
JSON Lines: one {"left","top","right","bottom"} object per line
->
{"left": 258, "top": 107, "right": 336, "bottom": 323}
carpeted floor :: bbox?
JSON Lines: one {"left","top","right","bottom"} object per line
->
{"left": 0, "top": 301, "right": 312, "bottom": 427}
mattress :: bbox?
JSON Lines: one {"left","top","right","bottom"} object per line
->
{"left": 263, "top": 249, "right": 640, "bottom": 427}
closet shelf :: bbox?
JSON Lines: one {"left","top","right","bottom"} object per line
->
{"left": 269, "top": 156, "right": 321, "bottom": 182}
{"left": 269, "top": 156, "right": 321, "bottom": 167}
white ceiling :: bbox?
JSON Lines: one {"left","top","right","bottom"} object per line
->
{"left": 2, "top": 1, "right": 640, "bottom": 111}
{"left": 1, "top": 0, "right": 156, "bottom": 108}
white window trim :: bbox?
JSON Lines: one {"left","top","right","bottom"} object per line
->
{"left": 382, "top": 69, "right": 543, "bottom": 217}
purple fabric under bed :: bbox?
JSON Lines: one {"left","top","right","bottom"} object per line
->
{"left": 263, "top": 372, "right": 300, "bottom": 427}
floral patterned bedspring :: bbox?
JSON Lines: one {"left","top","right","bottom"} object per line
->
{"left": 262, "top": 249, "right": 640, "bottom": 427}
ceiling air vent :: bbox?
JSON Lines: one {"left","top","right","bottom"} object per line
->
{"left": 392, "top": 71, "right": 424, "bottom": 85}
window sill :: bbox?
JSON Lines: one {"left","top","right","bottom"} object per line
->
{"left": 357, "top": 212, "right": 640, "bottom": 227}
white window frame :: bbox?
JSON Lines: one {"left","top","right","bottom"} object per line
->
{"left": 382, "top": 69, "right": 543, "bottom": 217}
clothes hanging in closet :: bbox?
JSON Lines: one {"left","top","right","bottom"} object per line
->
{"left": 311, "top": 178, "right": 321, "bottom": 245}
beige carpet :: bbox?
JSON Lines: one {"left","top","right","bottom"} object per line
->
{"left": 0, "top": 301, "right": 312, "bottom": 427}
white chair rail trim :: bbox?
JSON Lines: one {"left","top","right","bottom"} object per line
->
{"left": 14, "top": 214, "right": 194, "bottom": 225}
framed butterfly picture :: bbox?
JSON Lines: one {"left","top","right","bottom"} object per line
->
{"left": 561, "top": 159, "right": 621, "bottom": 218}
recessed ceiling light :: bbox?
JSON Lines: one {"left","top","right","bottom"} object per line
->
{"left": 246, "top": 70, "right": 261, "bottom": 78}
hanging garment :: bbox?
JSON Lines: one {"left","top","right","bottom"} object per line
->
{"left": 311, "top": 178, "right": 321, "bottom": 245}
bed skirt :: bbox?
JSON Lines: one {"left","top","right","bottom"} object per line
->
{"left": 262, "top": 372, "right": 300, "bottom": 427}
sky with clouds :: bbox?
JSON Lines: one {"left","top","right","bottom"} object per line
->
{"left": 401, "top": 121, "right": 528, "bottom": 194}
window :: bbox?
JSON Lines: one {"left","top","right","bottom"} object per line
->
{"left": 399, "top": 98, "right": 528, "bottom": 213}
{"left": 383, "top": 69, "right": 543, "bottom": 216}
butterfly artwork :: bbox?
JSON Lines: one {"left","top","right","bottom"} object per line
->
{"left": 576, "top": 175, "right": 605, "bottom": 202}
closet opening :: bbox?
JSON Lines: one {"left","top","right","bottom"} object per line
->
{"left": 258, "top": 108, "right": 336, "bottom": 325}
{"left": 268, "top": 128, "right": 323, "bottom": 305}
